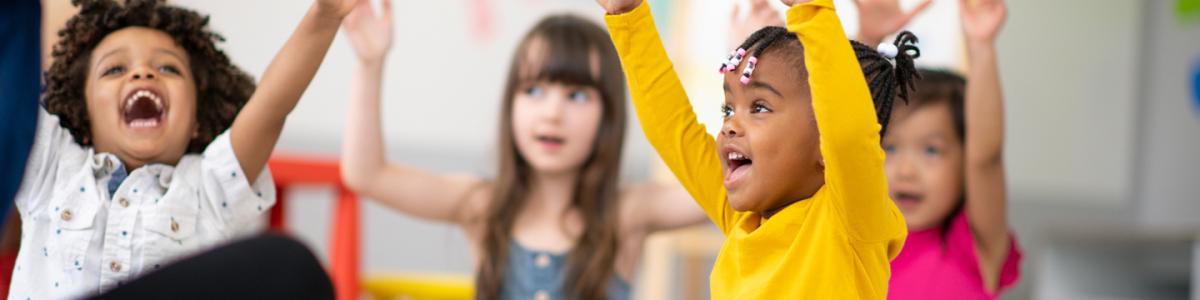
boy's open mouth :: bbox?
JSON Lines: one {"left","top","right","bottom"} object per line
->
{"left": 122, "top": 88, "right": 167, "bottom": 129}
{"left": 723, "top": 150, "right": 753, "bottom": 187}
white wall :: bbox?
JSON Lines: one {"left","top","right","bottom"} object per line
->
{"left": 1134, "top": 0, "right": 1200, "bottom": 229}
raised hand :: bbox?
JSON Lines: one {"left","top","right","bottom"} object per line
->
{"left": 595, "top": 0, "right": 642, "bottom": 15}
{"left": 854, "top": 0, "right": 932, "bottom": 46}
{"left": 960, "top": 0, "right": 1006, "bottom": 46}
{"left": 730, "top": 0, "right": 784, "bottom": 47}
{"left": 779, "top": 0, "right": 812, "bottom": 7}
{"left": 342, "top": 0, "right": 394, "bottom": 64}
{"left": 316, "top": 0, "right": 357, "bottom": 20}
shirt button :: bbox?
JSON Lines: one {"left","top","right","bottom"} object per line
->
{"left": 110, "top": 261, "right": 122, "bottom": 272}
{"left": 170, "top": 218, "right": 180, "bottom": 233}
{"left": 535, "top": 254, "right": 550, "bottom": 268}
{"left": 118, "top": 197, "right": 130, "bottom": 208}
{"left": 534, "top": 290, "right": 549, "bottom": 300}
{"left": 60, "top": 209, "right": 73, "bottom": 221}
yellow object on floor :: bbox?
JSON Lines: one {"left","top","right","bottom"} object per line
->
{"left": 362, "top": 273, "right": 474, "bottom": 300}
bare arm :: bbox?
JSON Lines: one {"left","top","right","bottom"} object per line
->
{"left": 960, "top": 0, "right": 1010, "bottom": 291}
{"left": 339, "top": 0, "right": 484, "bottom": 224}
{"left": 230, "top": 0, "right": 354, "bottom": 182}
{"left": 627, "top": 180, "right": 708, "bottom": 233}
{"left": 729, "top": 0, "right": 784, "bottom": 48}
{"left": 852, "top": 0, "right": 931, "bottom": 46}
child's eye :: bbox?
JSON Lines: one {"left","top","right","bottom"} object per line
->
{"left": 102, "top": 66, "right": 125, "bottom": 76}
{"left": 923, "top": 146, "right": 941, "bottom": 156}
{"left": 720, "top": 104, "right": 734, "bottom": 119}
{"left": 568, "top": 90, "right": 589, "bottom": 103}
{"left": 751, "top": 102, "right": 772, "bottom": 113}
{"left": 883, "top": 144, "right": 896, "bottom": 154}
{"left": 524, "top": 86, "right": 544, "bottom": 97}
{"left": 158, "top": 65, "right": 181, "bottom": 75}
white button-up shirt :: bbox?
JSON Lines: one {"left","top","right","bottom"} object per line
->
{"left": 9, "top": 109, "right": 275, "bottom": 299}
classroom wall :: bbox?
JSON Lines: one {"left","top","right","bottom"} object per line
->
{"left": 1134, "top": 0, "right": 1200, "bottom": 229}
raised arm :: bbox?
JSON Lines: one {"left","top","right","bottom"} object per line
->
{"left": 852, "top": 0, "right": 932, "bottom": 47}
{"left": 229, "top": 0, "right": 354, "bottom": 182}
{"left": 960, "top": 0, "right": 1011, "bottom": 291}
{"left": 729, "top": 0, "right": 784, "bottom": 48}
{"left": 600, "top": 0, "right": 740, "bottom": 233}
{"left": 784, "top": 0, "right": 904, "bottom": 242}
{"left": 626, "top": 180, "right": 708, "bottom": 233}
{"left": 339, "top": 0, "right": 485, "bottom": 224}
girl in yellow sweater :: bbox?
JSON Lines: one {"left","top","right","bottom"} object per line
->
{"left": 595, "top": 0, "right": 910, "bottom": 298}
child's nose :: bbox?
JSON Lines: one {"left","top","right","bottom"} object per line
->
{"left": 894, "top": 155, "right": 917, "bottom": 179}
{"left": 721, "top": 117, "right": 743, "bottom": 137}
{"left": 541, "top": 96, "right": 567, "bottom": 122}
{"left": 130, "top": 68, "right": 156, "bottom": 80}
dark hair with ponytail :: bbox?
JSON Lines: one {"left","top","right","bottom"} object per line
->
{"left": 850, "top": 31, "right": 922, "bottom": 136}
{"left": 728, "top": 27, "right": 922, "bottom": 135}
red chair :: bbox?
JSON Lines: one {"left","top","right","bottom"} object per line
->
{"left": 268, "top": 155, "right": 360, "bottom": 300}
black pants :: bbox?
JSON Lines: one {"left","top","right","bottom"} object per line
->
{"left": 91, "top": 233, "right": 334, "bottom": 300}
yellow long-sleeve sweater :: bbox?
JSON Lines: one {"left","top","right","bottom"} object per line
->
{"left": 605, "top": 1, "right": 907, "bottom": 298}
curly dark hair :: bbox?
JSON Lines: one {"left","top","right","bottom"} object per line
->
{"left": 44, "top": 0, "right": 255, "bottom": 153}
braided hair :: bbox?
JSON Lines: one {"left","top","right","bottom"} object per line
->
{"left": 723, "top": 27, "right": 922, "bottom": 136}
{"left": 851, "top": 31, "right": 922, "bottom": 136}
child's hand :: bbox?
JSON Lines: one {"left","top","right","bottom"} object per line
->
{"left": 316, "top": 0, "right": 357, "bottom": 20}
{"left": 960, "top": 0, "right": 1006, "bottom": 46}
{"left": 779, "top": 0, "right": 812, "bottom": 7}
{"left": 595, "top": 0, "right": 642, "bottom": 15}
{"left": 853, "top": 0, "right": 932, "bottom": 46}
{"left": 730, "top": 0, "right": 784, "bottom": 47}
{"left": 343, "top": 0, "right": 393, "bottom": 64}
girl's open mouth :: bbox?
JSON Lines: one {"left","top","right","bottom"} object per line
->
{"left": 893, "top": 192, "right": 924, "bottom": 210}
{"left": 535, "top": 134, "right": 565, "bottom": 152}
{"left": 724, "top": 151, "right": 753, "bottom": 188}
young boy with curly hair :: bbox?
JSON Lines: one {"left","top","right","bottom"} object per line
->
{"left": 10, "top": 0, "right": 354, "bottom": 298}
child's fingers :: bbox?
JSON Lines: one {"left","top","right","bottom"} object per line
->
{"left": 902, "top": 0, "right": 933, "bottom": 23}
{"left": 381, "top": 0, "right": 393, "bottom": 20}
{"left": 356, "top": 0, "right": 372, "bottom": 12}
{"left": 731, "top": 1, "right": 741, "bottom": 23}
{"left": 752, "top": 5, "right": 782, "bottom": 26}
{"left": 343, "top": 1, "right": 365, "bottom": 25}
{"left": 750, "top": 0, "right": 771, "bottom": 11}
{"left": 911, "top": 0, "right": 933, "bottom": 15}
{"left": 346, "top": 0, "right": 371, "bottom": 20}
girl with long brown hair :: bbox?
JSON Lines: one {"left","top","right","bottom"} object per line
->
{"left": 337, "top": 1, "right": 705, "bottom": 299}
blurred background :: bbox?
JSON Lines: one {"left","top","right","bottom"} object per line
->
{"left": 28, "top": 0, "right": 1200, "bottom": 299}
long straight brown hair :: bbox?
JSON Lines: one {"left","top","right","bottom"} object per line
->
{"left": 476, "top": 14, "right": 627, "bottom": 300}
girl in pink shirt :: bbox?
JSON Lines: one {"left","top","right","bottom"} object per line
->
{"left": 854, "top": 0, "right": 1022, "bottom": 298}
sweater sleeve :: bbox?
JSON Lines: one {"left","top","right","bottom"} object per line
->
{"left": 605, "top": 1, "right": 740, "bottom": 233}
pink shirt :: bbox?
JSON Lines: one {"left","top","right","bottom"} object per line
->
{"left": 889, "top": 211, "right": 1022, "bottom": 299}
